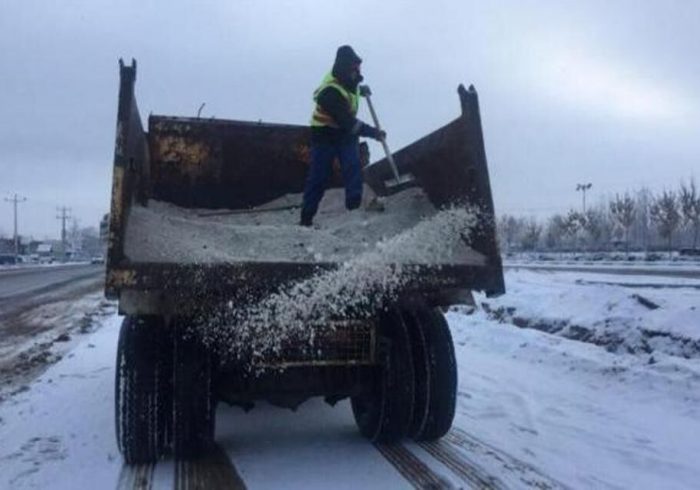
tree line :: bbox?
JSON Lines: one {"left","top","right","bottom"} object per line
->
{"left": 498, "top": 179, "right": 700, "bottom": 255}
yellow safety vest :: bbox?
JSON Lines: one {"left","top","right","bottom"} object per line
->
{"left": 310, "top": 72, "right": 360, "bottom": 128}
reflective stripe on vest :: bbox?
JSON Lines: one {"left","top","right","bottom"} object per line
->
{"left": 310, "top": 72, "right": 360, "bottom": 128}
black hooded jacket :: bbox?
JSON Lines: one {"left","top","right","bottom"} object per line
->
{"left": 312, "top": 46, "right": 378, "bottom": 145}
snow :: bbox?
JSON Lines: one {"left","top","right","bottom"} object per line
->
{"left": 449, "top": 308, "right": 700, "bottom": 489}
{"left": 0, "top": 315, "right": 122, "bottom": 489}
{"left": 2, "top": 270, "right": 700, "bottom": 488}
{"left": 124, "top": 186, "right": 439, "bottom": 264}
{"left": 217, "top": 402, "right": 411, "bottom": 490}
{"left": 478, "top": 269, "right": 700, "bottom": 358}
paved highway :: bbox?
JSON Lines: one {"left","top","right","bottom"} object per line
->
{"left": 0, "top": 264, "right": 104, "bottom": 301}
{"left": 0, "top": 264, "right": 106, "bottom": 398}
{"left": 0, "top": 264, "right": 104, "bottom": 321}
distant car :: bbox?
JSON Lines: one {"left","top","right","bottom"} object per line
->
{"left": 91, "top": 255, "right": 105, "bottom": 264}
{"left": 0, "top": 254, "right": 17, "bottom": 265}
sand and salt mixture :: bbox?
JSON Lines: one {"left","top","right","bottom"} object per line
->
{"left": 124, "top": 186, "right": 483, "bottom": 366}
{"left": 125, "top": 186, "right": 440, "bottom": 264}
{"left": 199, "top": 205, "right": 482, "bottom": 365}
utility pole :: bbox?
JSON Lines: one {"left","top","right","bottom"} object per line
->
{"left": 56, "top": 206, "right": 72, "bottom": 259}
{"left": 4, "top": 194, "right": 27, "bottom": 261}
{"left": 576, "top": 183, "right": 593, "bottom": 214}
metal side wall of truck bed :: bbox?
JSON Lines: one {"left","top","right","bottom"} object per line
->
{"left": 105, "top": 60, "right": 504, "bottom": 304}
{"left": 105, "top": 59, "right": 150, "bottom": 299}
{"left": 365, "top": 84, "right": 504, "bottom": 296}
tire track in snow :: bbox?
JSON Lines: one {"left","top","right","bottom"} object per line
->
{"left": 375, "top": 443, "right": 454, "bottom": 489}
{"left": 419, "top": 440, "right": 504, "bottom": 489}
{"left": 115, "top": 445, "right": 246, "bottom": 490}
{"left": 116, "top": 462, "right": 155, "bottom": 490}
{"left": 446, "top": 427, "right": 570, "bottom": 489}
{"left": 174, "top": 444, "right": 246, "bottom": 490}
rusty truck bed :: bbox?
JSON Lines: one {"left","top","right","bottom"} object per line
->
{"left": 105, "top": 60, "right": 504, "bottom": 309}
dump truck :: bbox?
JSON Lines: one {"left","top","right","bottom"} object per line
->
{"left": 106, "top": 59, "right": 504, "bottom": 463}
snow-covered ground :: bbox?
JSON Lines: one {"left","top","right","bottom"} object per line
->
{"left": 479, "top": 269, "right": 700, "bottom": 358}
{"left": 449, "top": 310, "right": 700, "bottom": 489}
{"left": 1, "top": 270, "right": 699, "bottom": 488}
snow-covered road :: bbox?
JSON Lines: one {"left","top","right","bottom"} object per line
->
{"left": 1, "top": 270, "right": 699, "bottom": 489}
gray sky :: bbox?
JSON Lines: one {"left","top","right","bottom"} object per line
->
{"left": 1, "top": 0, "right": 698, "bottom": 239}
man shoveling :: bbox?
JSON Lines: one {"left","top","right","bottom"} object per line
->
{"left": 300, "top": 45, "right": 385, "bottom": 227}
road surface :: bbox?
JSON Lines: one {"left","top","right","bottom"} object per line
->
{"left": 0, "top": 264, "right": 106, "bottom": 397}
{"left": 505, "top": 262, "right": 700, "bottom": 279}
{"left": 0, "top": 264, "right": 104, "bottom": 303}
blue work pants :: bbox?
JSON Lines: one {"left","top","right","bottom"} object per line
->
{"left": 301, "top": 141, "right": 363, "bottom": 221}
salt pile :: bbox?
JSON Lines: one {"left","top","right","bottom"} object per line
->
{"left": 124, "top": 186, "right": 437, "bottom": 264}
{"left": 199, "top": 205, "right": 481, "bottom": 365}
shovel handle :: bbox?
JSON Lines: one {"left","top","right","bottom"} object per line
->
{"left": 362, "top": 90, "right": 402, "bottom": 183}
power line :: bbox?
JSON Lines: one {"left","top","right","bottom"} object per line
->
{"left": 4, "top": 194, "right": 27, "bottom": 260}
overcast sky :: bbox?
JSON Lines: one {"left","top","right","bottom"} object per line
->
{"left": 1, "top": 0, "right": 698, "bottom": 239}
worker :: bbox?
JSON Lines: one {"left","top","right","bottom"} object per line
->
{"left": 300, "top": 45, "right": 385, "bottom": 227}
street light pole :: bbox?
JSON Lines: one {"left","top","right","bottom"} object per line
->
{"left": 576, "top": 183, "right": 593, "bottom": 214}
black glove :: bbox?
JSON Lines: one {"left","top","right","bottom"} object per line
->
{"left": 372, "top": 128, "right": 386, "bottom": 141}
{"left": 359, "top": 85, "right": 372, "bottom": 97}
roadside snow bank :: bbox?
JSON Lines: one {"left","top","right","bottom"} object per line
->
{"left": 478, "top": 269, "right": 700, "bottom": 359}
{"left": 448, "top": 308, "right": 700, "bottom": 490}
{"left": 200, "top": 206, "right": 480, "bottom": 364}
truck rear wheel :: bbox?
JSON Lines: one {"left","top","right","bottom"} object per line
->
{"left": 115, "top": 315, "right": 173, "bottom": 463}
{"left": 407, "top": 307, "right": 457, "bottom": 441}
{"left": 351, "top": 309, "right": 414, "bottom": 442}
{"left": 172, "top": 320, "right": 216, "bottom": 459}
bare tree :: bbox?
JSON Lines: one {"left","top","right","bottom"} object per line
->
{"left": 583, "top": 208, "right": 610, "bottom": 250}
{"left": 634, "top": 188, "right": 653, "bottom": 252}
{"left": 680, "top": 178, "right": 700, "bottom": 249}
{"left": 497, "top": 214, "right": 522, "bottom": 253}
{"left": 520, "top": 218, "right": 542, "bottom": 251}
{"left": 565, "top": 209, "right": 586, "bottom": 252}
{"left": 610, "top": 193, "right": 636, "bottom": 255}
{"left": 650, "top": 190, "right": 681, "bottom": 257}
{"left": 80, "top": 227, "right": 102, "bottom": 256}
{"left": 545, "top": 214, "right": 566, "bottom": 250}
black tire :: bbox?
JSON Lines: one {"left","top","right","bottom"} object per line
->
{"left": 351, "top": 308, "right": 414, "bottom": 443}
{"left": 409, "top": 307, "right": 457, "bottom": 441}
{"left": 402, "top": 310, "right": 430, "bottom": 438}
{"left": 172, "top": 320, "right": 216, "bottom": 459}
{"left": 115, "top": 315, "right": 173, "bottom": 464}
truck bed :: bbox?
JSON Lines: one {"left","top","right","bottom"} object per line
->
{"left": 106, "top": 60, "right": 504, "bottom": 308}
{"left": 124, "top": 186, "right": 485, "bottom": 266}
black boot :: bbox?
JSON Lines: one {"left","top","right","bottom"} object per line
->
{"left": 299, "top": 210, "right": 313, "bottom": 227}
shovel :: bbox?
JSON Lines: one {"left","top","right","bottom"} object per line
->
{"left": 360, "top": 85, "right": 416, "bottom": 191}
